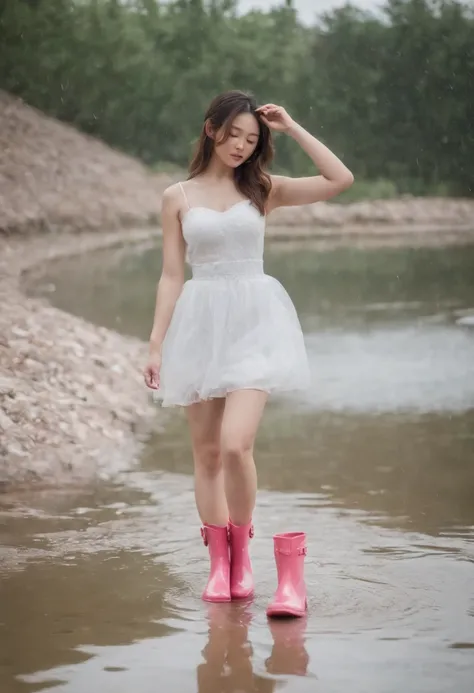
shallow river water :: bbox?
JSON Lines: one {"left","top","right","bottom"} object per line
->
{"left": 2, "top": 239, "right": 474, "bottom": 692}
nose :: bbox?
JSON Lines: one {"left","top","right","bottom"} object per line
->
{"left": 236, "top": 139, "right": 244, "bottom": 150}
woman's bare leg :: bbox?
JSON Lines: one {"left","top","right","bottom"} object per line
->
{"left": 186, "top": 398, "right": 228, "bottom": 526}
{"left": 220, "top": 389, "right": 268, "bottom": 526}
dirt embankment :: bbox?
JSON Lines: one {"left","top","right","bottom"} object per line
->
{"left": 1, "top": 90, "right": 474, "bottom": 490}
{"left": 0, "top": 230, "right": 166, "bottom": 490}
{"left": 0, "top": 92, "right": 172, "bottom": 489}
{"left": 0, "top": 90, "right": 171, "bottom": 236}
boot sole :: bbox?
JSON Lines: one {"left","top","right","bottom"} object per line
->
{"left": 266, "top": 599, "right": 307, "bottom": 618}
{"left": 202, "top": 594, "right": 232, "bottom": 603}
{"left": 230, "top": 590, "right": 254, "bottom": 600}
{"left": 266, "top": 607, "right": 306, "bottom": 618}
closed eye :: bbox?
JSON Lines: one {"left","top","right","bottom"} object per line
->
{"left": 230, "top": 127, "right": 258, "bottom": 144}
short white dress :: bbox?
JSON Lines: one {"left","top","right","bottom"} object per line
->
{"left": 154, "top": 184, "right": 310, "bottom": 407}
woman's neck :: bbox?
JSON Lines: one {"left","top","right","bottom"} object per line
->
{"left": 200, "top": 154, "right": 234, "bottom": 181}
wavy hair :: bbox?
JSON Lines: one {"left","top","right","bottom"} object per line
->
{"left": 188, "top": 90, "right": 274, "bottom": 215}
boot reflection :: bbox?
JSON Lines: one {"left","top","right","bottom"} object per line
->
{"left": 265, "top": 616, "right": 309, "bottom": 677}
{"left": 197, "top": 602, "right": 276, "bottom": 693}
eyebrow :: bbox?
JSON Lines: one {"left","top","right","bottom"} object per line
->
{"left": 231, "top": 125, "right": 259, "bottom": 138}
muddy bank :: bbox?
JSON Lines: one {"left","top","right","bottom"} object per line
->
{"left": 0, "top": 230, "right": 167, "bottom": 490}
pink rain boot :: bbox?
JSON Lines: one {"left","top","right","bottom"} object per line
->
{"left": 201, "top": 524, "right": 231, "bottom": 603}
{"left": 228, "top": 520, "right": 254, "bottom": 600}
{"left": 267, "top": 532, "right": 307, "bottom": 618}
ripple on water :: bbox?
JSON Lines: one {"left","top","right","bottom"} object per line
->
{"left": 52, "top": 473, "right": 444, "bottom": 635}
{"left": 3, "top": 468, "right": 474, "bottom": 693}
{"left": 5, "top": 471, "right": 468, "bottom": 639}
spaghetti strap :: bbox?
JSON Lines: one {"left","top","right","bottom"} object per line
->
{"left": 178, "top": 182, "right": 190, "bottom": 210}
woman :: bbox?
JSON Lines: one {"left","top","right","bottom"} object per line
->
{"left": 144, "top": 90, "right": 353, "bottom": 615}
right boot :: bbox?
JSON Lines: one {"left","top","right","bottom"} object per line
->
{"left": 201, "top": 523, "right": 231, "bottom": 603}
{"left": 266, "top": 532, "right": 307, "bottom": 618}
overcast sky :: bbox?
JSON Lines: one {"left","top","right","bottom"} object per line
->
{"left": 237, "top": 0, "right": 383, "bottom": 24}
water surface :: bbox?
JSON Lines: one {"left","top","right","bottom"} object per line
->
{"left": 2, "top": 239, "right": 474, "bottom": 692}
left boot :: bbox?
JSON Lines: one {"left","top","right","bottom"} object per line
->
{"left": 228, "top": 520, "right": 254, "bottom": 600}
{"left": 267, "top": 532, "right": 307, "bottom": 618}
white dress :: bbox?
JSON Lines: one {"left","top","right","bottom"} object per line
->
{"left": 154, "top": 187, "right": 310, "bottom": 407}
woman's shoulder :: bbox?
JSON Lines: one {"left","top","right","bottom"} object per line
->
{"left": 161, "top": 180, "right": 189, "bottom": 208}
{"left": 162, "top": 181, "right": 183, "bottom": 197}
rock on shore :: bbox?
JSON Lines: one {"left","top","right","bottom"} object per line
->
{"left": 0, "top": 232, "right": 163, "bottom": 490}
{"left": 0, "top": 92, "right": 168, "bottom": 489}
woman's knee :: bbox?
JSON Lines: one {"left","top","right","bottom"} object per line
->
{"left": 193, "top": 441, "right": 221, "bottom": 477}
{"left": 220, "top": 433, "right": 252, "bottom": 465}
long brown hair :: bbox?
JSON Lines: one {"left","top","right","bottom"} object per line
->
{"left": 188, "top": 90, "right": 274, "bottom": 215}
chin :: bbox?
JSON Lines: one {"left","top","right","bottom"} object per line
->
{"left": 222, "top": 151, "right": 244, "bottom": 167}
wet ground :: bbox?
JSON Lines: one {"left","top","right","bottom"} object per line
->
{"left": 2, "top": 239, "right": 474, "bottom": 692}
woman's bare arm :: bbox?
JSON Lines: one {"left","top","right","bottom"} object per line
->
{"left": 257, "top": 104, "right": 354, "bottom": 211}
{"left": 148, "top": 185, "right": 186, "bottom": 356}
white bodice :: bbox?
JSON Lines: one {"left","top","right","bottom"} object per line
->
{"left": 157, "top": 196, "right": 310, "bottom": 406}
{"left": 181, "top": 200, "right": 265, "bottom": 279}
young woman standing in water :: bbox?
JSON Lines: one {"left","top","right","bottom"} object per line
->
{"left": 144, "top": 91, "right": 353, "bottom": 616}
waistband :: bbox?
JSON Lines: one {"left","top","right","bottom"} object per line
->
{"left": 191, "top": 259, "right": 264, "bottom": 280}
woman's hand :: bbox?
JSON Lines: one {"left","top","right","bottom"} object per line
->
{"left": 256, "top": 104, "right": 295, "bottom": 133}
{"left": 144, "top": 352, "right": 161, "bottom": 390}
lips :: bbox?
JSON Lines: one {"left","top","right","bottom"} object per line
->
{"left": 231, "top": 154, "right": 243, "bottom": 161}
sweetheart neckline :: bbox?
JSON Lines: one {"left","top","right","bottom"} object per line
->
{"left": 181, "top": 199, "right": 262, "bottom": 223}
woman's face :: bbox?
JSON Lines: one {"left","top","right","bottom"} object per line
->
{"left": 213, "top": 112, "right": 260, "bottom": 168}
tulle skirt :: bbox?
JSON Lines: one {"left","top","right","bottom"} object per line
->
{"left": 153, "top": 272, "right": 310, "bottom": 407}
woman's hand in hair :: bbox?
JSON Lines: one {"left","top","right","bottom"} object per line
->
{"left": 256, "top": 104, "right": 295, "bottom": 133}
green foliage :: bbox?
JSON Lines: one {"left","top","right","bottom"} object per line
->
{"left": 0, "top": 0, "right": 472, "bottom": 195}
{"left": 336, "top": 178, "right": 400, "bottom": 203}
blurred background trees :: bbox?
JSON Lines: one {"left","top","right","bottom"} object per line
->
{"left": 1, "top": 0, "right": 473, "bottom": 197}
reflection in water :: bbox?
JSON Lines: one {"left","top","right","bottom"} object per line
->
{"left": 265, "top": 617, "right": 309, "bottom": 678}
{"left": 197, "top": 603, "right": 309, "bottom": 692}
{"left": 8, "top": 240, "right": 474, "bottom": 692}
{"left": 0, "top": 547, "right": 178, "bottom": 690}
{"left": 198, "top": 604, "right": 263, "bottom": 693}
{"left": 24, "top": 241, "right": 474, "bottom": 337}
{"left": 264, "top": 243, "right": 474, "bottom": 330}
{"left": 1, "top": 467, "right": 473, "bottom": 693}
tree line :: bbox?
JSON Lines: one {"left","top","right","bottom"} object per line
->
{"left": 1, "top": 0, "right": 473, "bottom": 196}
